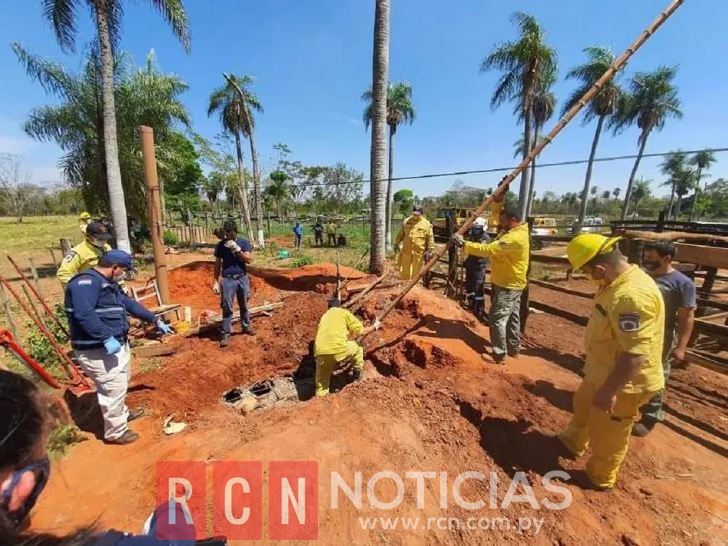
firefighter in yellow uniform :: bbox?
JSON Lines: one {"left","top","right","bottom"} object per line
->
{"left": 313, "top": 299, "right": 379, "bottom": 397}
{"left": 394, "top": 205, "right": 434, "bottom": 281}
{"left": 558, "top": 234, "right": 665, "bottom": 490}
{"left": 57, "top": 221, "right": 113, "bottom": 286}
{"left": 78, "top": 211, "right": 92, "bottom": 233}
{"left": 452, "top": 198, "right": 529, "bottom": 363}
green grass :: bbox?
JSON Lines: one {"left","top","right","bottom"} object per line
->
{"left": 47, "top": 424, "right": 85, "bottom": 458}
{"left": 0, "top": 215, "right": 81, "bottom": 255}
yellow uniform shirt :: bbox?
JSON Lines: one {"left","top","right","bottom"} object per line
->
{"left": 463, "top": 223, "right": 529, "bottom": 290}
{"left": 314, "top": 307, "right": 364, "bottom": 359}
{"left": 56, "top": 240, "right": 112, "bottom": 286}
{"left": 325, "top": 223, "right": 337, "bottom": 235}
{"left": 394, "top": 216, "right": 435, "bottom": 254}
{"left": 487, "top": 200, "right": 503, "bottom": 231}
{"left": 585, "top": 265, "right": 665, "bottom": 393}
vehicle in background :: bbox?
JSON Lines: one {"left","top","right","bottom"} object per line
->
{"left": 572, "top": 216, "right": 605, "bottom": 234}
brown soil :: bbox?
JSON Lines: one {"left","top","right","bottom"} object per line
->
{"left": 35, "top": 266, "right": 728, "bottom": 545}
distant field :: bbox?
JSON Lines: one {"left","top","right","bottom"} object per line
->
{"left": 0, "top": 215, "right": 81, "bottom": 255}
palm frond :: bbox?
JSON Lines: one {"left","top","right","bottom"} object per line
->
{"left": 42, "top": 0, "right": 79, "bottom": 52}
{"left": 146, "top": 0, "right": 191, "bottom": 52}
{"left": 12, "top": 43, "right": 77, "bottom": 99}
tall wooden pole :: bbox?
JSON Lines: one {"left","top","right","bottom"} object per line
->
{"left": 369, "top": 0, "right": 685, "bottom": 329}
{"left": 140, "top": 126, "right": 170, "bottom": 304}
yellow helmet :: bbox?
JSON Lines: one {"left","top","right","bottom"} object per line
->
{"left": 79, "top": 211, "right": 91, "bottom": 221}
{"left": 566, "top": 233, "right": 622, "bottom": 270}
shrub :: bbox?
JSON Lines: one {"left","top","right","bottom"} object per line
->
{"left": 163, "top": 229, "right": 179, "bottom": 246}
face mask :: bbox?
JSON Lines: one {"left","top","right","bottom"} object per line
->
{"left": 88, "top": 236, "right": 106, "bottom": 249}
{"left": 1, "top": 457, "right": 50, "bottom": 527}
{"left": 111, "top": 268, "right": 127, "bottom": 283}
{"left": 642, "top": 260, "right": 662, "bottom": 272}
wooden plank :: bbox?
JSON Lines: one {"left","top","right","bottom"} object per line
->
{"left": 620, "top": 230, "right": 728, "bottom": 244}
{"left": 529, "top": 279, "right": 594, "bottom": 299}
{"left": 183, "top": 302, "right": 284, "bottom": 337}
{"left": 685, "top": 349, "right": 728, "bottom": 375}
{"left": 673, "top": 243, "right": 728, "bottom": 270}
{"left": 133, "top": 343, "right": 176, "bottom": 358}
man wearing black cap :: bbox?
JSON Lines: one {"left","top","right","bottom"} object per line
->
{"left": 65, "top": 250, "right": 173, "bottom": 445}
{"left": 394, "top": 204, "right": 434, "bottom": 281}
{"left": 57, "top": 221, "right": 113, "bottom": 286}
{"left": 213, "top": 220, "right": 255, "bottom": 347}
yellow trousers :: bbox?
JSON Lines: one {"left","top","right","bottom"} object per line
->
{"left": 558, "top": 380, "right": 656, "bottom": 489}
{"left": 398, "top": 248, "right": 424, "bottom": 281}
{"left": 315, "top": 341, "right": 364, "bottom": 398}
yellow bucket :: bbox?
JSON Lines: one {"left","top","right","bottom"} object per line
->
{"left": 173, "top": 320, "right": 191, "bottom": 334}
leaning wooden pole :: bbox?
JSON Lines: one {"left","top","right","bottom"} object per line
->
{"left": 371, "top": 0, "right": 684, "bottom": 328}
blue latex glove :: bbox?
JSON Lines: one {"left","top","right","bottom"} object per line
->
{"left": 156, "top": 319, "right": 174, "bottom": 335}
{"left": 103, "top": 337, "right": 122, "bottom": 355}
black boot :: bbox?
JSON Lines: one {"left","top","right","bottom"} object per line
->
{"left": 220, "top": 334, "right": 230, "bottom": 348}
{"left": 353, "top": 369, "right": 363, "bottom": 382}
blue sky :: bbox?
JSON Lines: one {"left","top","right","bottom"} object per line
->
{"left": 1, "top": 0, "right": 726, "bottom": 199}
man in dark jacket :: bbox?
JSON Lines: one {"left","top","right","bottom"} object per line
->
{"left": 65, "top": 250, "right": 172, "bottom": 445}
{"left": 463, "top": 217, "right": 490, "bottom": 319}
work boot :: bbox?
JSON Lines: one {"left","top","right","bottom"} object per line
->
{"left": 352, "top": 369, "right": 363, "bottom": 382}
{"left": 242, "top": 324, "right": 255, "bottom": 336}
{"left": 507, "top": 349, "right": 520, "bottom": 358}
{"left": 106, "top": 430, "right": 139, "bottom": 445}
{"left": 632, "top": 422, "right": 653, "bottom": 437}
{"left": 128, "top": 408, "right": 145, "bottom": 422}
{"left": 220, "top": 334, "right": 230, "bottom": 348}
{"left": 483, "top": 352, "right": 506, "bottom": 365}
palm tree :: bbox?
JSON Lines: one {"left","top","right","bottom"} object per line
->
{"left": 362, "top": 81, "right": 415, "bottom": 251}
{"left": 208, "top": 76, "right": 263, "bottom": 243}
{"left": 223, "top": 74, "right": 265, "bottom": 247}
{"left": 611, "top": 66, "right": 682, "bottom": 220}
{"left": 368, "top": 0, "right": 390, "bottom": 274}
{"left": 265, "top": 171, "right": 291, "bottom": 219}
{"left": 612, "top": 187, "right": 621, "bottom": 200}
{"left": 590, "top": 185, "right": 599, "bottom": 214}
{"left": 630, "top": 177, "right": 652, "bottom": 217}
{"left": 689, "top": 150, "right": 716, "bottom": 220}
{"left": 660, "top": 151, "right": 688, "bottom": 219}
{"left": 42, "top": 0, "right": 190, "bottom": 252}
{"left": 481, "top": 12, "right": 556, "bottom": 220}
{"left": 526, "top": 76, "right": 556, "bottom": 217}
{"left": 563, "top": 47, "right": 623, "bottom": 232}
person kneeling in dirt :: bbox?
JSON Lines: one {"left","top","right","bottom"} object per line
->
{"left": 0, "top": 370, "right": 199, "bottom": 545}
{"left": 463, "top": 217, "right": 491, "bottom": 319}
{"left": 558, "top": 234, "right": 664, "bottom": 490}
{"left": 313, "top": 299, "right": 380, "bottom": 397}
{"left": 213, "top": 220, "right": 255, "bottom": 347}
{"left": 65, "top": 250, "right": 173, "bottom": 445}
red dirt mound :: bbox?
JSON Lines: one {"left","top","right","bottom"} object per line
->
{"left": 248, "top": 263, "right": 369, "bottom": 292}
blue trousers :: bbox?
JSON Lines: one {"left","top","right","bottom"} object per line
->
{"left": 294, "top": 234, "right": 302, "bottom": 248}
{"left": 221, "top": 275, "right": 250, "bottom": 335}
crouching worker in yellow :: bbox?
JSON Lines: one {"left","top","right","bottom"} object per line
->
{"left": 558, "top": 234, "right": 665, "bottom": 490}
{"left": 314, "top": 299, "right": 380, "bottom": 397}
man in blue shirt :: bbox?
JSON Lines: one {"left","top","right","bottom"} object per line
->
{"left": 213, "top": 220, "right": 255, "bottom": 347}
{"left": 635, "top": 241, "right": 696, "bottom": 436}
{"left": 65, "top": 250, "right": 173, "bottom": 445}
{"left": 293, "top": 222, "right": 303, "bottom": 249}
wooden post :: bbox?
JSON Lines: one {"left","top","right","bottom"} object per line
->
{"left": 701, "top": 267, "right": 718, "bottom": 296}
{"left": 267, "top": 211, "right": 271, "bottom": 237}
{"left": 140, "top": 126, "right": 170, "bottom": 304}
{"left": 48, "top": 248, "right": 59, "bottom": 267}
{"left": 0, "top": 283, "right": 17, "bottom": 338}
{"left": 60, "top": 238, "right": 71, "bottom": 258}
{"left": 27, "top": 257, "right": 42, "bottom": 297}
{"left": 445, "top": 212, "right": 457, "bottom": 296}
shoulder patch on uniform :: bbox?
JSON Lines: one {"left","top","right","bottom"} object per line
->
{"left": 63, "top": 251, "right": 77, "bottom": 263}
{"left": 618, "top": 312, "right": 640, "bottom": 332}
{"left": 77, "top": 278, "right": 92, "bottom": 286}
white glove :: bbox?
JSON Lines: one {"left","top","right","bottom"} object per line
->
{"left": 451, "top": 233, "right": 465, "bottom": 247}
{"left": 373, "top": 319, "right": 382, "bottom": 331}
{"left": 224, "top": 239, "right": 242, "bottom": 253}
{"left": 212, "top": 280, "right": 220, "bottom": 295}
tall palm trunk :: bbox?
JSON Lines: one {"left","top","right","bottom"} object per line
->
{"left": 667, "top": 182, "right": 676, "bottom": 219}
{"left": 675, "top": 194, "right": 683, "bottom": 220}
{"left": 688, "top": 167, "right": 702, "bottom": 221}
{"left": 247, "top": 131, "right": 265, "bottom": 247}
{"left": 94, "top": 4, "right": 131, "bottom": 252}
{"left": 386, "top": 123, "right": 396, "bottom": 251}
{"left": 368, "top": 0, "right": 390, "bottom": 274}
{"left": 525, "top": 124, "right": 539, "bottom": 218}
{"left": 518, "top": 103, "right": 533, "bottom": 221}
{"left": 577, "top": 115, "right": 605, "bottom": 231}
{"left": 621, "top": 131, "right": 649, "bottom": 220}
{"left": 234, "top": 133, "right": 254, "bottom": 242}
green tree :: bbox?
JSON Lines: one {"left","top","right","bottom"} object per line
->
{"left": 15, "top": 46, "right": 190, "bottom": 221}
{"left": 481, "top": 12, "right": 556, "bottom": 220}
{"left": 525, "top": 72, "right": 556, "bottom": 217}
{"left": 689, "top": 150, "right": 716, "bottom": 220}
{"left": 208, "top": 75, "right": 263, "bottom": 242}
{"left": 368, "top": 0, "right": 390, "bottom": 274}
{"left": 265, "top": 170, "right": 291, "bottom": 219}
{"left": 611, "top": 66, "right": 682, "bottom": 220}
{"left": 41, "top": 0, "right": 190, "bottom": 252}
{"left": 363, "top": 81, "right": 415, "bottom": 250}
{"left": 629, "top": 177, "right": 653, "bottom": 217}
{"left": 660, "top": 151, "right": 686, "bottom": 219}
{"left": 393, "top": 188, "right": 415, "bottom": 216}
{"left": 563, "top": 46, "right": 624, "bottom": 231}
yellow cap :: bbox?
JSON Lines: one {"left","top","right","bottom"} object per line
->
{"left": 79, "top": 211, "right": 91, "bottom": 221}
{"left": 566, "top": 233, "right": 622, "bottom": 269}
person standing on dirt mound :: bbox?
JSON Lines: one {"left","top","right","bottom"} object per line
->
{"left": 452, "top": 196, "right": 529, "bottom": 364}
{"left": 313, "top": 299, "right": 380, "bottom": 397}
{"left": 558, "top": 234, "right": 665, "bottom": 490}
{"left": 633, "top": 241, "right": 696, "bottom": 437}
{"left": 213, "top": 220, "right": 255, "bottom": 347}
{"left": 65, "top": 250, "right": 173, "bottom": 445}
{"left": 395, "top": 204, "right": 435, "bottom": 281}
{"left": 463, "top": 216, "right": 491, "bottom": 319}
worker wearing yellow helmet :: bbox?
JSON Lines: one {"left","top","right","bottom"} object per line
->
{"left": 78, "top": 211, "right": 92, "bottom": 234}
{"left": 57, "top": 221, "right": 113, "bottom": 286}
{"left": 558, "top": 233, "right": 665, "bottom": 490}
